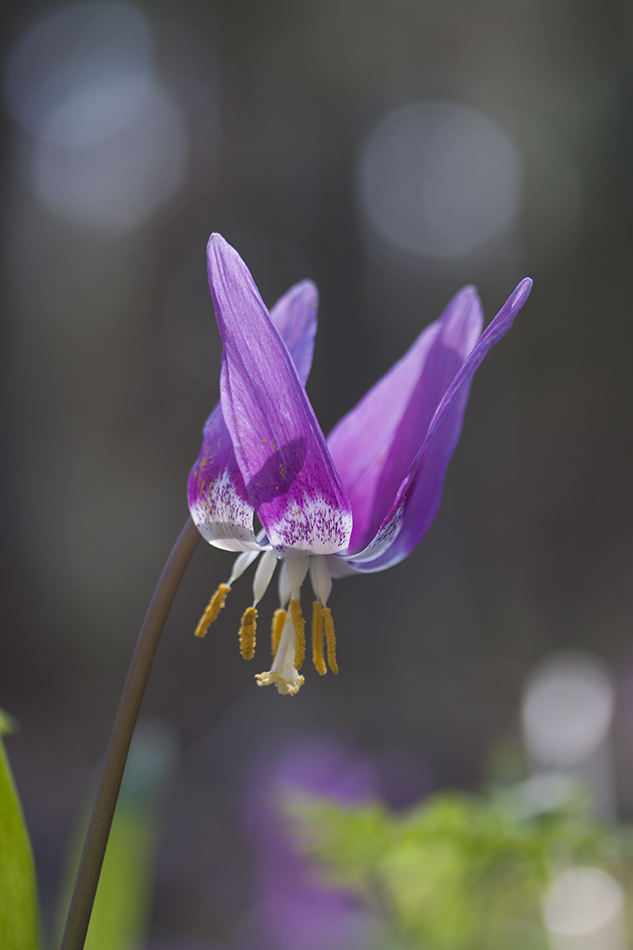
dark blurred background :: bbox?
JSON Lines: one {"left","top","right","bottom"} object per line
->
{"left": 2, "top": 0, "right": 633, "bottom": 944}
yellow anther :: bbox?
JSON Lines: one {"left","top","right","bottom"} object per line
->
{"left": 290, "top": 598, "right": 306, "bottom": 671}
{"left": 271, "top": 609, "right": 287, "bottom": 658}
{"left": 238, "top": 606, "right": 257, "bottom": 660}
{"left": 311, "top": 601, "right": 326, "bottom": 675}
{"left": 194, "top": 583, "right": 231, "bottom": 639}
{"left": 322, "top": 607, "right": 338, "bottom": 674}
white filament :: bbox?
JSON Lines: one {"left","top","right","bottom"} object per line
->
{"left": 228, "top": 549, "right": 260, "bottom": 586}
{"left": 309, "top": 555, "right": 332, "bottom": 605}
{"left": 278, "top": 560, "right": 291, "bottom": 608}
{"left": 252, "top": 550, "right": 278, "bottom": 605}
{"left": 284, "top": 554, "right": 310, "bottom": 598}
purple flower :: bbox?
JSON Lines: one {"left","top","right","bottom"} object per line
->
{"left": 240, "top": 737, "right": 378, "bottom": 950}
{"left": 188, "top": 234, "right": 532, "bottom": 694}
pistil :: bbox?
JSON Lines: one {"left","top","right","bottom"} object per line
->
{"left": 255, "top": 611, "right": 305, "bottom": 695}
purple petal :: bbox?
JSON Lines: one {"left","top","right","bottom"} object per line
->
{"left": 208, "top": 234, "right": 352, "bottom": 555}
{"left": 342, "top": 277, "right": 532, "bottom": 572}
{"left": 328, "top": 286, "right": 483, "bottom": 554}
{"left": 187, "top": 404, "right": 262, "bottom": 551}
{"left": 269, "top": 279, "right": 318, "bottom": 387}
{"left": 188, "top": 265, "right": 319, "bottom": 551}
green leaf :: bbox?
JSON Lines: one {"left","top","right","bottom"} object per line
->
{"left": 56, "top": 719, "right": 178, "bottom": 950}
{"left": 0, "top": 710, "right": 40, "bottom": 950}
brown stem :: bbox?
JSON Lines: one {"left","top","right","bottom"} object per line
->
{"left": 60, "top": 517, "right": 200, "bottom": 950}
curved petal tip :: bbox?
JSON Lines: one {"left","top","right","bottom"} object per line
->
{"left": 512, "top": 277, "right": 533, "bottom": 306}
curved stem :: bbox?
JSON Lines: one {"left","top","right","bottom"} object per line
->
{"left": 60, "top": 517, "right": 200, "bottom": 950}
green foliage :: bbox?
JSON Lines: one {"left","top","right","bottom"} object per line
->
{"left": 285, "top": 776, "right": 628, "bottom": 950}
{"left": 0, "top": 710, "right": 40, "bottom": 950}
{"left": 83, "top": 805, "right": 158, "bottom": 950}
{"left": 56, "top": 719, "right": 178, "bottom": 950}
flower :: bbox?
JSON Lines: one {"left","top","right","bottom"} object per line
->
{"left": 241, "top": 737, "right": 379, "bottom": 950}
{"left": 188, "top": 234, "right": 532, "bottom": 695}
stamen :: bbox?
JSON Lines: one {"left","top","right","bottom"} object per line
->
{"left": 238, "top": 606, "right": 257, "bottom": 660}
{"left": 228, "top": 549, "right": 260, "bottom": 586}
{"left": 311, "top": 601, "right": 326, "bottom": 675}
{"left": 322, "top": 607, "right": 338, "bottom": 674}
{"left": 253, "top": 549, "right": 278, "bottom": 604}
{"left": 271, "top": 609, "right": 287, "bottom": 658}
{"left": 278, "top": 560, "right": 291, "bottom": 610}
{"left": 194, "top": 583, "right": 231, "bottom": 638}
{"left": 290, "top": 598, "right": 306, "bottom": 671}
{"left": 286, "top": 555, "right": 310, "bottom": 593}
{"left": 309, "top": 555, "right": 332, "bottom": 606}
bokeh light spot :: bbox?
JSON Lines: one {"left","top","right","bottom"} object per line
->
{"left": 542, "top": 867, "right": 625, "bottom": 946}
{"left": 31, "top": 81, "right": 186, "bottom": 232}
{"left": 4, "top": 1, "right": 152, "bottom": 135}
{"left": 522, "top": 652, "right": 614, "bottom": 769}
{"left": 4, "top": 1, "right": 188, "bottom": 233}
{"left": 358, "top": 101, "right": 524, "bottom": 258}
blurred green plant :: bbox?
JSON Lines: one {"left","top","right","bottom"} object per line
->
{"left": 5, "top": 701, "right": 633, "bottom": 950}
{"left": 0, "top": 708, "right": 40, "bottom": 950}
{"left": 0, "top": 710, "right": 177, "bottom": 950}
{"left": 285, "top": 776, "right": 631, "bottom": 950}
{"left": 56, "top": 719, "right": 178, "bottom": 950}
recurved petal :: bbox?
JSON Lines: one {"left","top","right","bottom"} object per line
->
{"left": 208, "top": 234, "right": 352, "bottom": 555}
{"left": 327, "top": 286, "right": 483, "bottom": 554}
{"left": 342, "top": 277, "right": 532, "bottom": 572}
{"left": 188, "top": 270, "right": 320, "bottom": 552}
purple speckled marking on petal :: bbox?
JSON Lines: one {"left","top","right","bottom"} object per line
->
{"left": 208, "top": 234, "right": 352, "bottom": 555}
{"left": 342, "top": 277, "right": 532, "bottom": 572}
{"left": 328, "top": 285, "right": 482, "bottom": 554}
{"left": 187, "top": 404, "right": 262, "bottom": 551}
{"left": 188, "top": 261, "right": 320, "bottom": 552}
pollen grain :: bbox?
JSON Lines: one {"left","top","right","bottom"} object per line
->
{"left": 311, "top": 601, "right": 327, "bottom": 675}
{"left": 290, "top": 598, "right": 306, "bottom": 671}
{"left": 322, "top": 607, "right": 338, "bottom": 674}
{"left": 238, "top": 606, "right": 258, "bottom": 660}
{"left": 271, "top": 609, "right": 287, "bottom": 658}
{"left": 194, "top": 583, "right": 231, "bottom": 638}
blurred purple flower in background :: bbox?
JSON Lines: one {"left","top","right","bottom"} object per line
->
{"left": 240, "top": 737, "right": 378, "bottom": 950}
{"left": 188, "top": 234, "right": 532, "bottom": 693}
{"left": 147, "top": 740, "right": 380, "bottom": 950}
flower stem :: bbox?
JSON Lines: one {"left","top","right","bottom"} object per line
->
{"left": 60, "top": 517, "right": 200, "bottom": 950}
